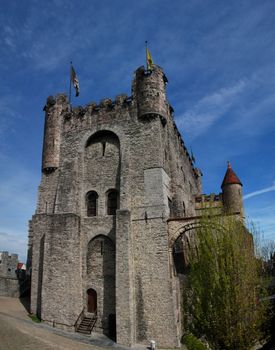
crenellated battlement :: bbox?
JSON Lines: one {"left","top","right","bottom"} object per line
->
{"left": 61, "top": 94, "right": 134, "bottom": 134}
{"left": 195, "top": 193, "right": 223, "bottom": 216}
{"left": 71, "top": 94, "right": 133, "bottom": 117}
{"left": 42, "top": 65, "right": 199, "bottom": 179}
{"left": 195, "top": 193, "right": 222, "bottom": 203}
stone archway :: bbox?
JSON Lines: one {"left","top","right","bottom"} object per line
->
{"left": 86, "top": 235, "right": 115, "bottom": 336}
{"left": 168, "top": 218, "right": 228, "bottom": 275}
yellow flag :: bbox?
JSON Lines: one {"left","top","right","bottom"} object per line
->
{"left": 146, "top": 47, "right": 153, "bottom": 70}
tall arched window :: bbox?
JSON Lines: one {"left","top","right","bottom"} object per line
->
{"left": 86, "top": 191, "right": 98, "bottom": 216}
{"left": 107, "top": 190, "right": 119, "bottom": 215}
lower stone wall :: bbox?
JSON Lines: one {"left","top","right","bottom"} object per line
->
{"left": 30, "top": 213, "right": 83, "bottom": 326}
{"left": 132, "top": 217, "right": 180, "bottom": 348}
{"left": 0, "top": 277, "right": 20, "bottom": 297}
{"left": 116, "top": 210, "right": 134, "bottom": 346}
{"left": 41, "top": 214, "right": 83, "bottom": 327}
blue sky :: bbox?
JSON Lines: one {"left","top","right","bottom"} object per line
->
{"left": 0, "top": 0, "right": 274, "bottom": 262}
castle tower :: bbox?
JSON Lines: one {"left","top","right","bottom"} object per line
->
{"left": 221, "top": 161, "right": 244, "bottom": 217}
{"left": 29, "top": 64, "right": 202, "bottom": 348}
{"left": 132, "top": 64, "right": 169, "bottom": 119}
{"left": 42, "top": 94, "right": 69, "bottom": 173}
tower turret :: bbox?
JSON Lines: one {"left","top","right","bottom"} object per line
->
{"left": 132, "top": 65, "right": 169, "bottom": 119}
{"left": 42, "top": 94, "right": 69, "bottom": 173}
{"left": 221, "top": 161, "right": 244, "bottom": 217}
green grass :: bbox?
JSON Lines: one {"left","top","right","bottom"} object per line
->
{"left": 28, "top": 314, "right": 41, "bottom": 323}
{"left": 183, "top": 334, "right": 209, "bottom": 350}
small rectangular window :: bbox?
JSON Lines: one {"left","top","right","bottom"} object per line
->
{"left": 168, "top": 197, "right": 173, "bottom": 216}
{"left": 107, "top": 190, "right": 118, "bottom": 215}
{"left": 87, "top": 191, "right": 98, "bottom": 216}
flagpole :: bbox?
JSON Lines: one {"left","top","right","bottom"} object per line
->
{"left": 69, "top": 61, "right": 72, "bottom": 106}
{"left": 145, "top": 41, "right": 148, "bottom": 71}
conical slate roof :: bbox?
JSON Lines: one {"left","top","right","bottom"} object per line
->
{"left": 221, "top": 161, "right": 242, "bottom": 188}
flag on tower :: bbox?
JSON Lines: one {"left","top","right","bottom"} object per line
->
{"left": 70, "top": 65, "right": 80, "bottom": 97}
{"left": 146, "top": 44, "right": 154, "bottom": 71}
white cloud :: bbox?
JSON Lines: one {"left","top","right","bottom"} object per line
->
{"left": 245, "top": 198, "right": 275, "bottom": 243}
{"left": 0, "top": 95, "right": 21, "bottom": 139}
{"left": 0, "top": 154, "right": 39, "bottom": 263}
{"left": 175, "top": 80, "right": 247, "bottom": 139}
{"left": 0, "top": 230, "right": 28, "bottom": 262}
{"left": 244, "top": 182, "right": 275, "bottom": 200}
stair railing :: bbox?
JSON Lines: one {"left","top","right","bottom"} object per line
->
{"left": 88, "top": 308, "right": 98, "bottom": 332}
{"left": 74, "top": 307, "right": 85, "bottom": 331}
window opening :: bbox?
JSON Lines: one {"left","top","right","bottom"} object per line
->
{"left": 183, "top": 201, "right": 186, "bottom": 216}
{"left": 168, "top": 197, "right": 173, "bottom": 216}
{"left": 107, "top": 190, "right": 118, "bottom": 215}
{"left": 87, "top": 191, "right": 98, "bottom": 216}
{"left": 102, "top": 141, "right": 106, "bottom": 156}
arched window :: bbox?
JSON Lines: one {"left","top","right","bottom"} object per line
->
{"left": 86, "top": 191, "right": 98, "bottom": 216}
{"left": 107, "top": 190, "right": 119, "bottom": 215}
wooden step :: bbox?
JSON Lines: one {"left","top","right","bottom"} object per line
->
{"left": 76, "top": 329, "right": 91, "bottom": 334}
{"left": 75, "top": 312, "right": 97, "bottom": 335}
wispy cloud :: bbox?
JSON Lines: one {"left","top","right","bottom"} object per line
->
{"left": 0, "top": 154, "right": 39, "bottom": 262}
{"left": 245, "top": 200, "right": 275, "bottom": 243}
{"left": 0, "top": 95, "right": 21, "bottom": 140}
{"left": 0, "top": 230, "right": 28, "bottom": 262}
{"left": 244, "top": 182, "right": 275, "bottom": 200}
{"left": 175, "top": 80, "right": 247, "bottom": 139}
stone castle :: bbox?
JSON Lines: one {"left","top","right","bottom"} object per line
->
{"left": 0, "top": 251, "right": 26, "bottom": 297}
{"left": 28, "top": 64, "right": 244, "bottom": 347}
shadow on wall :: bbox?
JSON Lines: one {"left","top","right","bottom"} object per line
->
{"left": 102, "top": 235, "right": 116, "bottom": 340}
{"left": 87, "top": 233, "right": 116, "bottom": 339}
{"left": 136, "top": 274, "right": 147, "bottom": 342}
{"left": 37, "top": 235, "right": 45, "bottom": 319}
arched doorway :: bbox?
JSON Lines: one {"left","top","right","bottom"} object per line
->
{"left": 87, "top": 288, "right": 97, "bottom": 313}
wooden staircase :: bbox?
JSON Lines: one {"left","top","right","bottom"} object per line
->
{"left": 75, "top": 309, "right": 97, "bottom": 335}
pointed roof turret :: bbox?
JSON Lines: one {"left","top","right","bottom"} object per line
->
{"left": 221, "top": 161, "right": 242, "bottom": 188}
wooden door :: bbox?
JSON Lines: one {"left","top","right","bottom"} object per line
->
{"left": 87, "top": 289, "right": 97, "bottom": 313}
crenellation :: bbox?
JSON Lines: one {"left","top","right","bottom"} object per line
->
{"left": 62, "top": 96, "right": 134, "bottom": 135}
{"left": 115, "top": 93, "right": 128, "bottom": 104}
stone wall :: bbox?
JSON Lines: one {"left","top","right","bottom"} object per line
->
{"left": 42, "top": 94, "right": 69, "bottom": 172}
{"left": 0, "top": 251, "right": 18, "bottom": 278}
{"left": 116, "top": 210, "right": 134, "bottom": 346}
{"left": 222, "top": 183, "right": 244, "bottom": 217}
{"left": 0, "top": 277, "right": 20, "bottom": 297}
{"left": 29, "top": 64, "right": 207, "bottom": 347}
{"left": 30, "top": 214, "right": 82, "bottom": 328}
